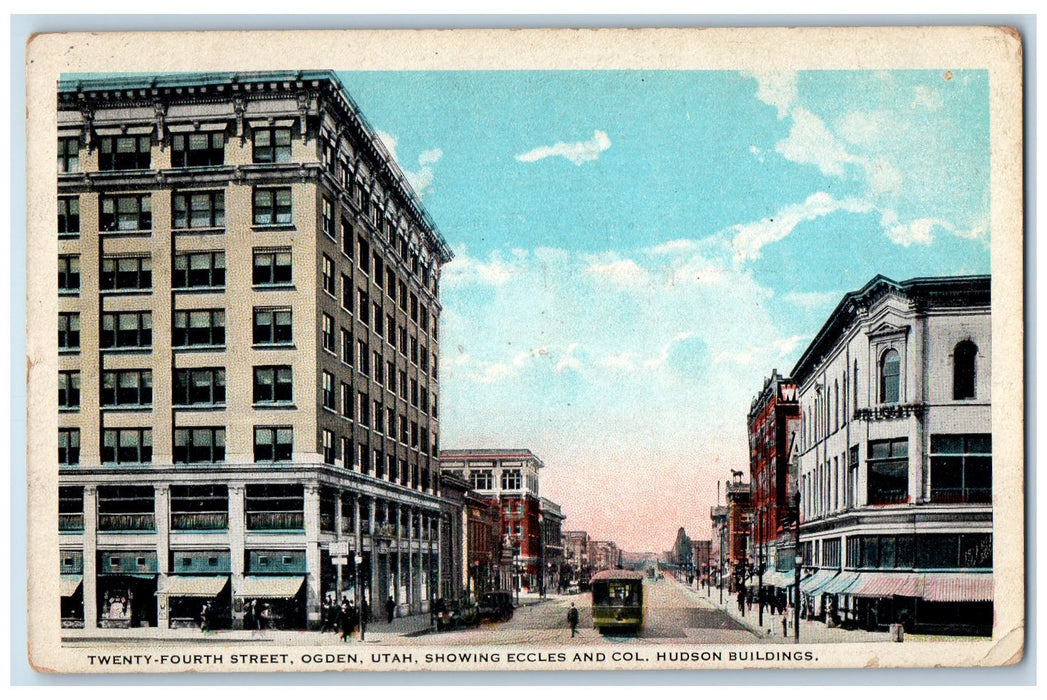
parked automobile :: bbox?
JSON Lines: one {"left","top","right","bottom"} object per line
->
{"left": 434, "top": 597, "right": 479, "bottom": 631}
{"left": 478, "top": 590, "right": 515, "bottom": 622}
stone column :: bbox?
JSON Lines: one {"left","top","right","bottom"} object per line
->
{"left": 369, "top": 497, "right": 378, "bottom": 616}
{"left": 82, "top": 485, "right": 98, "bottom": 630}
{"left": 394, "top": 502, "right": 403, "bottom": 613}
{"left": 353, "top": 493, "right": 361, "bottom": 605}
{"left": 437, "top": 510, "right": 444, "bottom": 603}
{"left": 228, "top": 484, "right": 246, "bottom": 628}
{"left": 334, "top": 489, "right": 344, "bottom": 601}
{"left": 155, "top": 484, "right": 170, "bottom": 629}
{"left": 304, "top": 483, "right": 321, "bottom": 629}
{"left": 406, "top": 505, "right": 415, "bottom": 611}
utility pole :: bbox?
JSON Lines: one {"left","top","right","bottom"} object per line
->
{"left": 793, "top": 490, "right": 801, "bottom": 643}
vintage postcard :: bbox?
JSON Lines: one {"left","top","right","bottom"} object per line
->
{"left": 24, "top": 26, "right": 1024, "bottom": 673}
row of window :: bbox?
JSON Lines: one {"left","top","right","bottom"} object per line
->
{"left": 58, "top": 129, "right": 292, "bottom": 174}
{"left": 803, "top": 342, "right": 981, "bottom": 451}
{"left": 318, "top": 431, "right": 437, "bottom": 490}
{"left": 58, "top": 426, "right": 290, "bottom": 466}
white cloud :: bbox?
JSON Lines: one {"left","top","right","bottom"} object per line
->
{"left": 597, "top": 352, "right": 641, "bottom": 372}
{"left": 772, "top": 334, "right": 809, "bottom": 357}
{"left": 745, "top": 71, "right": 798, "bottom": 120}
{"left": 775, "top": 108, "right": 858, "bottom": 177}
{"left": 584, "top": 257, "right": 649, "bottom": 287}
{"left": 730, "top": 192, "right": 873, "bottom": 263}
{"left": 880, "top": 210, "right": 944, "bottom": 246}
{"left": 515, "top": 130, "right": 611, "bottom": 166}
{"left": 649, "top": 239, "right": 698, "bottom": 256}
{"left": 418, "top": 148, "right": 443, "bottom": 166}
{"left": 555, "top": 344, "right": 582, "bottom": 373}
{"left": 781, "top": 290, "right": 841, "bottom": 310}
{"left": 442, "top": 251, "right": 517, "bottom": 287}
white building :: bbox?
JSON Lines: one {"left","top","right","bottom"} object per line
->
{"left": 791, "top": 275, "right": 992, "bottom": 635}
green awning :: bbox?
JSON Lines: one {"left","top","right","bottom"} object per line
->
{"left": 158, "top": 576, "right": 229, "bottom": 598}
{"left": 236, "top": 576, "right": 304, "bottom": 599}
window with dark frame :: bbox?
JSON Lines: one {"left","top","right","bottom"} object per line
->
{"left": 252, "top": 127, "right": 292, "bottom": 163}
{"left": 98, "top": 135, "right": 151, "bottom": 170}
{"left": 867, "top": 437, "right": 908, "bottom": 505}
{"left": 101, "top": 256, "right": 151, "bottom": 291}
{"left": 254, "top": 427, "right": 293, "bottom": 463}
{"left": 58, "top": 313, "right": 80, "bottom": 351}
{"left": 322, "top": 255, "right": 336, "bottom": 296}
{"left": 930, "top": 434, "right": 991, "bottom": 504}
{"left": 253, "top": 366, "right": 293, "bottom": 405}
{"left": 58, "top": 255, "right": 80, "bottom": 293}
{"left": 322, "top": 197, "right": 335, "bottom": 239}
{"left": 171, "top": 132, "right": 225, "bottom": 167}
{"left": 953, "top": 340, "right": 978, "bottom": 400}
{"left": 252, "top": 188, "right": 292, "bottom": 226}
{"left": 101, "top": 311, "right": 152, "bottom": 349}
{"left": 58, "top": 197, "right": 80, "bottom": 236}
{"left": 58, "top": 370, "right": 80, "bottom": 410}
{"left": 101, "top": 428, "right": 152, "bottom": 465}
{"left": 173, "top": 427, "right": 226, "bottom": 464}
{"left": 879, "top": 348, "right": 901, "bottom": 404}
{"left": 322, "top": 371, "right": 336, "bottom": 410}
{"left": 58, "top": 136, "right": 80, "bottom": 173}
{"left": 173, "top": 190, "right": 225, "bottom": 229}
{"left": 102, "top": 369, "right": 153, "bottom": 408}
{"left": 172, "top": 309, "right": 225, "bottom": 347}
{"left": 322, "top": 429, "right": 336, "bottom": 465}
{"left": 173, "top": 251, "right": 225, "bottom": 289}
{"left": 173, "top": 368, "right": 226, "bottom": 406}
{"left": 58, "top": 428, "right": 80, "bottom": 466}
{"left": 100, "top": 193, "right": 152, "bottom": 233}
{"left": 253, "top": 307, "right": 293, "bottom": 345}
{"left": 322, "top": 314, "right": 336, "bottom": 352}
{"left": 253, "top": 249, "right": 292, "bottom": 286}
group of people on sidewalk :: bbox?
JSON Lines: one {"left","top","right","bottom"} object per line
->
{"left": 321, "top": 598, "right": 368, "bottom": 641}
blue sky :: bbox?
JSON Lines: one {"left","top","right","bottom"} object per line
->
{"left": 338, "top": 69, "right": 990, "bottom": 551}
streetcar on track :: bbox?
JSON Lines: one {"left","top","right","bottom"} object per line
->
{"left": 590, "top": 569, "right": 644, "bottom": 634}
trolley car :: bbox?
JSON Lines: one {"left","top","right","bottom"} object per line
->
{"left": 590, "top": 569, "right": 644, "bottom": 633}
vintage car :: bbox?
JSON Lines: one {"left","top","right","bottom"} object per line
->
{"left": 434, "top": 597, "right": 479, "bottom": 631}
{"left": 477, "top": 590, "right": 515, "bottom": 622}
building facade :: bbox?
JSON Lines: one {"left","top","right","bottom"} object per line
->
{"left": 747, "top": 370, "right": 800, "bottom": 590}
{"left": 792, "top": 275, "right": 992, "bottom": 634}
{"left": 56, "top": 71, "right": 454, "bottom": 631}
{"left": 438, "top": 449, "right": 545, "bottom": 591}
{"left": 539, "top": 498, "right": 566, "bottom": 594}
{"left": 587, "top": 540, "right": 620, "bottom": 572}
{"left": 725, "top": 479, "right": 752, "bottom": 590}
{"left": 563, "top": 530, "right": 590, "bottom": 587}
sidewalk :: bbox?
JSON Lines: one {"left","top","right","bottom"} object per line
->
{"left": 672, "top": 578, "right": 893, "bottom": 644}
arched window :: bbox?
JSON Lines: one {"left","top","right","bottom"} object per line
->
{"left": 879, "top": 349, "right": 900, "bottom": 404}
{"left": 953, "top": 341, "right": 977, "bottom": 400}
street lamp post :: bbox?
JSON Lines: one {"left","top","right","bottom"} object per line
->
{"left": 793, "top": 489, "right": 801, "bottom": 643}
{"left": 718, "top": 521, "right": 724, "bottom": 605}
{"left": 355, "top": 553, "right": 366, "bottom": 641}
{"left": 757, "top": 505, "right": 764, "bottom": 628}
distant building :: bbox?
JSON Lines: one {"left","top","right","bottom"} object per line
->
{"left": 588, "top": 540, "right": 620, "bottom": 572}
{"left": 439, "top": 449, "right": 545, "bottom": 590}
{"left": 725, "top": 479, "right": 752, "bottom": 589}
{"left": 792, "top": 274, "right": 992, "bottom": 634}
{"left": 747, "top": 369, "right": 801, "bottom": 590}
{"left": 691, "top": 539, "right": 712, "bottom": 583}
{"left": 539, "top": 498, "right": 566, "bottom": 594}
{"left": 563, "top": 530, "right": 590, "bottom": 585}
{"left": 710, "top": 505, "right": 728, "bottom": 587}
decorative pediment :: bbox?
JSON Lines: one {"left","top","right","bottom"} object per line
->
{"left": 867, "top": 320, "right": 910, "bottom": 339}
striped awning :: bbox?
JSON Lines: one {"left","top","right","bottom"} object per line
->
{"left": 922, "top": 573, "right": 993, "bottom": 602}
{"left": 799, "top": 569, "right": 838, "bottom": 594}
{"left": 158, "top": 576, "right": 229, "bottom": 598}
{"left": 60, "top": 575, "right": 83, "bottom": 597}
{"left": 847, "top": 572, "right": 922, "bottom": 598}
{"left": 763, "top": 570, "right": 795, "bottom": 588}
{"left": 819, "top": 570, "right": 862, "bottom": 595}
{"left": 236, "top": 576, "right": 304, "bottom": 600}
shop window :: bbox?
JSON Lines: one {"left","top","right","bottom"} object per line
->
{"left": 867, "top": 438, "right": 908, "bottom": 505}
{"left": 930, "top": 434, "right": 991, "bottom": 504}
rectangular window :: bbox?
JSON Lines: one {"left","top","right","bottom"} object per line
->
{"left": 171, "top": 132, "right": 224, "bottom": 167}
{"left": 341, "top": 382, "right": 353, "bottom": 419}
{"left": 100, "top": 194, "right": 152, "bottom": 232}
{"left": 373, "top": 303, "right": 383, "bottom": 335}
{"left": 410, "top": 335, "right": 418, "bottom": 364}
{"left": 372, "top": 252, "right": 384, "bottom": 287}
{"left": 174, "top": 368, "right": 225, "bottom": 406}
{"left": 420, "top": 343, "right": 429, "bottom": 372}
{"left": 58, "top": 370, "right": 80, "bottom": 410}
{"left": 410, "top": 421, "right": 419, "bottom": 449}
{"left": 253, "top": 366, "right": 293, "bottom": 405}
{"left": 930, "top": 434, "right": 992, "bottom": 504}
{"left": 387, "top": 360, "right": 396, "bottom": 390}
{"left": 102, "top": 428, "right": 152, "bottom": 465}
{"left": 173, "top": 309, "right": 224, "bottom": 348}
{"left": 411, "top": 378, "right": 418, "bottom": 407}
{"left": 341, "top": 275, "right": 353, "bottom": 312}
{"left": 322, "top": 371, "right": 336, "bottom": 410}
{"left": 399, "top": 415, "right": 408, "bottom": 444}
{"left": 386, "top": 407, "right": 396, "bottom": 436}
{"left": 58, "top": 197, "right": 79, "bottom": 236}
{"left": 867, "top": 438, "right": 909, "bottom": 505}
{"left": 99, "top": 135, "right": 151, "bottom": 170}
{"left": 173, "top": 190, "right": 224, "bottom": 229}
{"left": 253, "top": 188, "right": 292, "bottom": 226}
{"left": 358, "top": 289, "right": 369, "bottom": 324}
{"left": 322, "top": 197, "right": 335, "bottom": 239}
{"left": 358, "top": 340, "right": 370, "bottom": 375}
{"left": 101, "top": 369, "right": 152, "bottom": 408}
{"left": 252, "top": 127, "right": 292, "bottom": 163}
{"left": 357, "top": 236, "right": 370, "bottom": 272}
{"left": 174, "top": 427, "right": 226, "bottom": 464}
{"left": 501, "top": 469, "right": 523, "bottom": 491}
{"left": 58, "top": 255, "right": 80, "bottom": 293}
{"left": 170, "top": 485, "right": 228, "bottom": 531}
{"left": 253, "top": 427, "right": 294, "bottom": 463}
{"left": 358, "top": 392, "right": 370, "bottom": 428}
{"left": 101, "top": 311, "right": 152, "bottom": 349}
{"left": 410, "top": 293, "right": 419, "bottom": 323}
{"left": 59, "top": 428, "right": 80, "bottom": 466}
{"left": 322, "top": 429, "right": 336, "bottom": 465}
{"left": 322, "top": 313, "right": 335, "bottom": 352}
{"left": 373, "top": 351, "right": 383, "bottom": 384}
{"left": 322, "top": 255, "right": 336, "bottom": 296}
{"left": 252, "top": 248, "right": 292, "bottom": 286}
{"left": 471, "top": 469, "right": 493, "bottom": 490}
{"left": 253, "top": 307, "right": 293, "bottom": 345}
{"left": 341, "top": 328, "right": 353, "bottom": 365}
{"left": 245, "top": 484, "right": 303, "bottom": 531}
{"left": 341, "top": 218, "right": 353, "bottom": 258}
{"left": 101, "top": 256, "right": 151, "bottom": 291}
{"left": 58, "top": 136, "right": 80, "bottom": 173}
{"left": 173, "top": 251, "right": 225, "bottom": 289}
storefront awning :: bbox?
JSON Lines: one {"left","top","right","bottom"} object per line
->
{"left": 800, "top": 569, "right": 838, "bottom": 595}
{"left": 763, "top": 570, "right": 796, "bottom": 588}
{"left": 60, "top": 575, "right": 83, "bottom": 597}
{"left": 847, "top": 572, "right": 922, "bottom": 598}
{"left": 158, "top": 576, "right": 229, "bottom": 598}
{"left": 922, "top": 573, "right": 993, "bottom": 602}
{"left": 819, "top": 570, "right": 862, "bottom": 595}
{"left": 237, "top": 576, "right": 304, "bottom": 600}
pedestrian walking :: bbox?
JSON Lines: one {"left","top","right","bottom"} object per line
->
{"left": 244, "top": 599, "right": 255, "bottom": 634}
{"left": 567, "top": 602, "right": 579, "bottom": 637}
{"left": 782, "top": 615, "right": 788, "bottom": 637}
{"left": 338, "top": 602, "right": 351, "bottom": 642}
{"left": 199, "top": 602, "right": 210, "bottom": 632}
{"left": 385, "top": 596, "right": 396, "bottom": 624}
